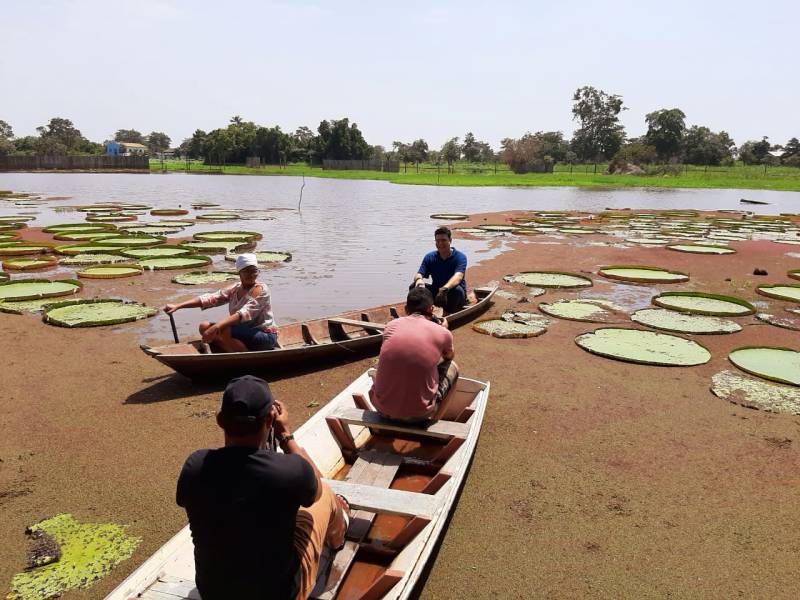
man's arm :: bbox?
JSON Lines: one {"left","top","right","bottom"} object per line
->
{"left": 440, "top": 271, "right": 464, "bottom": 292}
{"left": 272, "top": 399, "right": 323, "bottom": 503}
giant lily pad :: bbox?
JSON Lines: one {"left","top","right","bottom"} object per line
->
{"left": 653, "top": 292, "right": 755, "bottom": 316}
{"left": 711, "top": 370, "right": 800, "bottom": 415}
{"left": 55, "top": 244, "right": 126, "bottom": 256}
{"left": 631, "top": 308, "right": 742, "bottom": 334}
{"left": 667, "top": 244, "right": 736, "bottom": 255}
{"left": 538, "top": 299, "right": 621, "bottom": 323}
{"left": 0, "top": 244, "right": 54, "bottom": 256}
{"left": 122, "top": 246, "right": 193, "bottom": 259}
{"left": 575, "top": 327, "right": 711, "bottom": 366}
{"left": 7, "top": 513, "right": 140, "bottom": 600}
{"left": 755, "top": 313, "right": 800, "bottom": 331}
{"left": 44, "top": 298, "right": 157, "bottom": 327}
{"left": 473, "top": 317, "right": 547, "bottom": 338}
{"left": 599, "top": 265, "right": 689, "bottom": 284}
{"left": 0, "top": 215, "right": 35, "bottom": 222}
{"left": 86, "top": 214, "right": 136, "bottom": 222}
{"left": 53, "top": 231, "right": 121, "bottom": 242}
{"left": 504, "top": 271, "right": 592, "bottom": 288}
{"left": 0, "top": 298, "right": 56, "bottom": 314}
{"left": 192, "top": 231, "right": 263, "bottom": 242}
{"left": 756, "top": 284, "right": 800, "bottom": 302}
{"left": 728, "top": 347, "right": 800, "bottom": 386}
{"left": 196, "top": 212, "right": 240, "bottom": 221}
{"left": 477, "top": 224, "right": 520, "bottom": 232}
{"left": 0, "top": 279, "right": 82, "bottom": 302}
{"left": 0, "top": 271, "right": 8, "bottom": 283}
{"left": 98, "top": 236, "right": 165, "bottom": 247}
{"left": 430, "top": 213, "right": 468, "bottom": 220}
{"left": 224, "top": 251, "right": 292, "bottom": 263}
{"left": 0, "top": 232, "right": 20, "bottom": 241}
{"left": 116, "top": 226, "right": 184, "bottom": 235}
{"left": 2, "top": 256, "right": 59, "bottom": 271}
{"left": 148, "top": 220, "right": 195, "bottom": 227}
{"left": 59, "top": 253, "right": 130, "bottom": 266}
{"left": 182, "top": 240, "right": 255, "bottom": 254}
{"left": 172, "top": 271, "right": 240, "bottom": 285}
{"left": 43, "top": 224, "right": 115, "bottom": 233}
{"left": 150, "top": 208, "right": 189, "bottom": 216}
{"left": 138, "top": 256, "right": 212, "bottom": 270}
{"left": 77, "top": 264, "right": 144, "bottom": 279}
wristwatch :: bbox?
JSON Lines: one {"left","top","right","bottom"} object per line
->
{"left": 278, "top": 432, "right": 294, "bottom": 444}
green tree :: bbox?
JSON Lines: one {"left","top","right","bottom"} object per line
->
{"left": 644, "top": 108, "right": 686, "bottom": 161}
{"left": 532, "top": 131, "right": 569, "bottom": 162}
{"left": 461, "top": 132, "right": 479, "bottom": 162}
{"left": 408, "top": 139, "right": 429, "bottom": 165}
{"left": 0, "top": 120, "right": 13, "bottom": 156}
{"left": 683, "top": 126, "right": 735, "bottom": 165}
{"left": 203, "top": 129, "right": 233, "bottom": 165}
{"left": 501, "top": 134, "right": 553, "bottom": 173}
{"left": 146, "top": 131, "right": 171, "bottom": 154}
{"left": 477, "top": 142, "right": 495, "bottom": 163}
{"left": 184, "top": 130, "right": 207, "bottom": 159}
{"left": 0, "top": 120, "right": 12, "bottom": 140}
{"left": 291, "top": 126, "right": 315, "bottom": 162}
{"left": 782, "top": 137, "right": 800, "bottom": 159}
{"left": 570, "top": 86, "right": 626, "bottom": 161}
{"left": 114, "top": 129, "right": 144, "bottom": 144}
{"left": 440, "top": 137, "right": 461, "bottom": 172}
{"left": 36, "top": 117, "right": 92, "bottom": 154}
{"left": 609, "top": 142, "right": 657, "bottom": 171}
{"left": 253, "top": 126, "right": 291, "bottom": 164}
{"left": 314, "top": 118, "right": 371, "bottom": 160}
{"left": 738, "top": 137, "right": 771, "bottom": 165}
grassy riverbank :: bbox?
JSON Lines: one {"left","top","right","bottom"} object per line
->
{"left": 151, "top": 159, "right": 800, "bottom": 192}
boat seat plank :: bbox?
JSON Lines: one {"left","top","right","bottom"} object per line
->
{"left": 327, "top": 317, "right": 385, "bottom": 331}
{"left": 333, "top": 408, "right": 469, "bottom": 440}
{"left": 323, "top": 479, "right": 439, "bottom": 520}
{"left": 302, "top": 323, "right": 320, "bottom": 346}
{"left": 148, "top": 577, "right": 200, "bottom": 599}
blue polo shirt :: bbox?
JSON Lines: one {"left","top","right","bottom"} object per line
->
{"left": 419, "top": 248, "right": 467, "bottom": 293}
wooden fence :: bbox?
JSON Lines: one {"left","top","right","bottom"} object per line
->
{"left": 0, "top": 155, "right": 150, "bottom": 171}
{"left": 322, "top": 159, "right": 399, "bottom": 173}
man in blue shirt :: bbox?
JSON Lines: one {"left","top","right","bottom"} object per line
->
{"left": 412, "top": 226, "right": 468, "bottom": 313}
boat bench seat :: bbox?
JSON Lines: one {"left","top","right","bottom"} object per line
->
{"left": 140, "top": 574, "right": 200, "bottom": 600}
{"left": 331, "top": 408, "right": 469, "bottom": 440}
{"left": 327, "top": 317, "right": 385, "bottom": 331}
{"left": 323, "top": 479, "right": 439, "bottom": 520}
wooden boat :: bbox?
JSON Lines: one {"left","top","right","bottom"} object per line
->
{"left": 739, "top": 198, "right": 769, "bottom": 205}
{"left": 141, "top": 286, "right": 497, "bottom": 380}
{"left": 105, "top": 369, "right": 490, "bottom": 600}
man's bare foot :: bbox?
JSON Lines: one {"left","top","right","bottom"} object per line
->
{"left": 326, "top": 494, "right": 351, "bottom": 551}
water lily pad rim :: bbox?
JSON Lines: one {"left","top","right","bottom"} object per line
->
{"left": 0, "top": 278, "right": 83, "bottom": 301}
{"left": 430, "top": 213, "right": 469, "bottom": 220}
{"left": 598, "top": 265, "right": 690, "bottom": 283}
{"left": 2, "top": 255, "right": 59, "bottom": 270}
{"left": 575, "top": 327, "right": 712, "bottom": 367}
{"left": 192, "top": 230, "right": 263, "bottom": 241}
{"left": 755, "top": 283, "right": 800, "bottom": 301}
{"left": 506, "top": 270, "right": 594, "bottom": 288}
{"left": 631, "top": 308, "right": 742, "bottom": 335}
{"left": 653, "top": 291, "right": 756, "bottom": 315}
{"left": 472, "top": 317, "right": 547, "bottom": 338}
{"left": 43, "top": 298, "right": 158, "bottom": 327}
{"left": 76, "top": 264, "right": 145, "bottom": 279}
{"left": 666, "top": 243, "right": 737, "bottom": 254}
{"left": 728, "top": 346, "right": 800, "bottom": 386}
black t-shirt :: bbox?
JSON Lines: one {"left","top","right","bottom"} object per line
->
{"left": 176, "top": 446, "right": 318, "bottom": 600}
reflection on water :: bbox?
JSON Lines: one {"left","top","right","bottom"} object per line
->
{"left": 1, "top": 173, "right": 797, "bottom": 336}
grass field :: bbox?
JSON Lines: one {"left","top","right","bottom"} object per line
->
{"left": 150, "top": 159, "right": 800, "bottom": 192}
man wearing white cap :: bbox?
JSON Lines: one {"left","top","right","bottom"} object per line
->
{"left": 164, "top": 253, "right": 278, "bottom": 352}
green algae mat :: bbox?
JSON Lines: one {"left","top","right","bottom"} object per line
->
{"left": 711, "top": 370, "right": 800, "bottom": 415}
{"left": 504, "top": 271, "right": 592, "bottom": 288}
{"left": 2, "top": 257, "right": 58, "bottom": 271}
{"left": 666, "top": 243, "right": 736, "bottom": 255}
{"left": 172, "top": 271, "right": 239, "bottom": 285}
{"left": 631, "top": 308, "right": 742, "bottom": 334}
{"left": 138, "top": 255, "right": 212, "bottom": 270}
{"left": 728, "top": 347, "right": 800, "bottom": 386}
{"left": 0, "top": 279, "right": 81, "bottom": 302}
{"left": 77, "top": 264, "right": 143, "bottom": 279}
{"left": 225, "top": 251, "right": 292, "bottom": 263}
{"left": 43, "top": 299, "right": 157, "bottom": 327}
{"left": 599, "top": 265, "right": 689, "bottom": 284}
{"left": 653, "top": 292, "right": 755, "bottom": 316}
{"left": 755, "top": 284, "right": 800, "bottom": 302}
{"left": 7, "top": 513, "right": 140, "bottom": 600}
{"left": 575, "top": 327, "right": 711, "bottom": 366}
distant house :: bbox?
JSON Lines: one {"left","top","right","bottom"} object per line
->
{"left": 105, "top": 141, "right": 148, "bottom": 156}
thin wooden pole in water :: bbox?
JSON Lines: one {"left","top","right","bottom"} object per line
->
{"left": 168, "top": 313, "right": 179, "bottom": 344}
{"left": 298, "top": 173, "right": 306, "bottom": 211}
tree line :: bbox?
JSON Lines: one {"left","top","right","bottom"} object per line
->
{"left": 1, "top": 88, "right": 798, "bottom": 174}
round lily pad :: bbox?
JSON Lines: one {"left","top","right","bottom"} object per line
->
{"left": 0, "top": 298, "right": 57, "bottom": 314}
{"left": 755, "top": 284, "right": 800, "bottom": 303}
{"left": 86, "top": 214, "right": 136, "bottom": 222}
{"left": 2, "top": 256, "right": 59, "bottom": 271}
{"left": 728, "top": 347, "right": 800, "bottom": 386}
{"left": 196, "top": 212, "right": 240, "bottom": 220}
{"left": 172, "top": 271, "right": 240, "bottom": 285}
{"left": 192, "top": 231, "right": 263, "bottom": 242}
{"left": 473, "top": 318, "right": 547, "bottom": 338}
{"left": 0, "top": 215, "right": 35, "bottom": 222}
{"left": 43, "top": 223, "right": 115, "bottom": 233}
{"left": 430, "top": 213, "right": 469, "bottom": 220}
{"left": 631, "top": 308, "right": 741, "bottom": 334}
{"left": 575, "top": 327, "right": 711, "bottom": 366}
{"left": 182, "top": 240, "right": 255, "bottom": 254}
{"left": 53, "top": 231, "right": 121, "bottom": 242}
{"left": 148, "top": 220, "right": 195, "bottom": 227}
{"left": 0, "top": 222, "right": 27, "bottom": 231}
{"left": 477, "top": 224, "right": 520, "bottom": 232}
{"left": 138, "top": 255, "right": 212, "bottom": 270}
{"left": 711, "top": 370, "right": 800, "bottom": 415}
{"left": 454, "top": 228, "right": 502, "bottom": 237}
{"left": 0, "top": 232, "right": 20, "bottom": 241}
{"left": 116, "top": 226, "right": 184, "bottom": 235}
{"left": 653, "top": 292, "right": 755, "bottom": 316}
{"left": 504, "top": 271, "right": 592, "bottom": 288}
{"left": 59, "top": 253, "right": 130, "bottom": 266}
{"left": 77, "top": 264, "right": 144, "bottom": 279}
{"left": 121, "top": 246, "right": 193, "bottom": 259}
{"left": 224, "top": 251, "right": 292, "bottom": 263}
{"left": 150, "top": 208, "right": 189, "bottom": 216}
{"left": 0, "top": 279, "right": 82, "bottom": 302}
{"left": 55, "top": 244, "right": 126, "bottom": 256}
{"left": 560, "top": 227, "right": 598, "bottom": 235}
{"left": 599, "top": 266, "right": 689, "bottom": 284}
{"left": 98, "top": 236, "right": 165, "bottom": 247}
{"left": 0, "top": 271, "right": 8, "bottom": 282}
{"left": 755, "top": 313, "right": 800, "bottom": 331}
{"left": 0, "top": 244, "right": 54, "bottom": 256}
{"left": 538, "top": 300, "right": 620, "bottom": 323}
{"left": 44, "top": 299, "right": 157, "bottom": 327}
{"left": 667, "top": 244, "right": 736, "bottom": 255}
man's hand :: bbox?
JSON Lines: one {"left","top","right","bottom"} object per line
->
{"left": 435, "top": 287, "right": 449, "bottom": 306}
{"left": 272, "top": 399, "right": 290, "bottom": 436}
{"left": 164, "top": 303, "right": 178, "bottom": 315}
{"left": 201, "top": 323, "right": 219, "bottom": 343}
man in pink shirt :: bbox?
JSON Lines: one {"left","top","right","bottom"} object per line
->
{"left": 369, "top": 287, "right": 459, "bottom": 422}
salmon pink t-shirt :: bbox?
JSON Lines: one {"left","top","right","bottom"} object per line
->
{"left": 370, "top": 314, "right": 454, "bottom": 420}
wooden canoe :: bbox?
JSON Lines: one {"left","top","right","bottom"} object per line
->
{"left": 104, "top": 370, "right": 490, "bottom": 600}
{"left": 141, "top": 286, "right": 497, "bottom": 380}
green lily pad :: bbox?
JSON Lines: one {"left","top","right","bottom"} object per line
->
{"left": 182, "top": 240, "right": 254, "bottom": 254}
{"left": 504, "top": 271, "right": 592, "bottom": 288}
{"left": 52, "top": 232, "right": 121, "bottom": 242}
{"left": 148, "top": 220, "right": 195, "bottom": 227}
{"left": 98, "top": 236, "right": 165, "bottom": 247}
{"left": 54, "top": 244, "right": 126, "bottom": 256}
{"left": 2, "top": 256, "right": 58, "bottom": 271}
{"left": 138, "top": 256, "right": 212, "bottom": 270}
{"left": 575, "top": 327, "right": 711, "bottom": 366}
{"left": 116, "top": 226, "right": 184, "bottom": 235}
{"left": 121, "top": 246, "right": 193, "bottom": 259}
{"left": 172, "top": 271, "right": 240, "bottom": 285}
{"left": 728, "top": 347, "right": 800, "bottom": 386}
{"left": 0, "top": 215, "right": 35, "bottom": 222}
{"left": 0, "top": 279, "right": 82, "bottom": 302}
{"left": 631, "top": 308, "right": 742, "bottom": 334}
{"left": 599, "top": 266, "right": 689, "bottom": 284}
{"left": 0, "top": 232, "right": 20, "bottom": 241}
{"left": 7, "top": 513, "right": 140, "bottom": 600}
{"left": 538, "top": 299, "right": 621, "bottom": 323}
{"left": 224, "top": 251, "right": 292, "bottom": 263}
{"left": 473, "top": 317, "right": 547, "bottom": 338}
{"left": 653, "top": 292, "right": 755, "bottom": 316}
{"left": 477, "top": 224, "right": 520, "bottom": 232}
{"left": 59, "top": 254, "right": 131, "bottom": 266}
{"left": 0, "top": 271, "right": 8, "bottom": 282}
{"left": 150, "top": 208, "right": 189, "bottom": 216}
{"left": 756, "top": 284, "right": 800, "bottom": 302}
{"left": 0, "top": 244, "right": 54, "bottom": 256}
{"left": 430, "top": 213, "right": 469, "bottom": 220}
{"left": 192, "top": 231, "right": 262, "bottom": 242}
{"left": 666, "top": 244, "right": 736, "bottom": 255}
{"left": 43, "top": 224, "right": 115, "bottom": 233}
{"left": 196, "top": 212, "right": 240, "bottom": 220}
{"left": 44, "top": 298, "right": 157, "bottom": 327}
{"left": 0, "top": 298, "right": 56, "bottom": 314}
{"left": 711, "top": 370, "right": 800, "bottom": 415}
{"left": 85, "top": 214, "right": 136, "bottom": 222}
{"left": 77, "top": 264, "right": 144, "bottom": 279}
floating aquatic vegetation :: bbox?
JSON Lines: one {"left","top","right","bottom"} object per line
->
{"left": 138, "top": 255, "right": 212, "bottom": 270}
{"left": 85, "top": 214, "right": 136, "bottom": 222}
{"left": 0, "top": 271, "right": 8, "bottom": 282}
{"left": 196, "top": 212, "right": 240, "bottom": 220}
{"left": 430, "top": 213, "right": 468, "bottom": 220}
{"left": 77, "top": 264, "right": 144, "bottom": 279}
{"left": 0, "top": 279, "right": 81, "bottom": 302}
{"left": 0, "top": 222, "right": 27, "bottom": 231}
{"left": 472, "top": 317, "right": 548, "bottom": 338}
{"left": 97, "top": 236, "right": 165, "bottom": 247}
{"left": 0, "top": 298, "right": 58, "bottom": 314}
{"left": 2, "top": 256, "right": 59, "bottom": 271}
{"left": 598, "top": 265, "right": 689, "bottom": 284}
{"left": 0, "top": 215, "right": 35, "bottom": 222}
{"left": 755, "top": 284, "right": 800, "bottom": 303}
{"left": 7, "top": 513, "right": 140, "bottom": 600}
{"left": 711, "top": 370, "right": 800, "bottom": 415}
{"left": 624, "top": 237, "right": 671, "bottom": 245}
{"left": 116, "top": 226, "right": 183, "bottom": 235}
{"left": 43, "top": 223, "right": 116, "bottom": 233}
{"left": 59, "top": 253, "right": 130, "bottom": 266}
{"left": 191, "top": 202, "right": 219, "bottom": 208}
{"left": 148, "top": 220, "right": 195, "bottom": 227}
{"left": 454, "top": 227, "right": 490, "bottom": 234}
{"left": 575, "top": 327, "right": 711, "bottom": 366}
{"left": 0, "top": 232, "right": 20, "bottom": 241}
{"left": 0, "top": 244, "right": 54, "bottom": 256}
{"left": 653, "top": 292, "right": 755, "bottom": 316}
{"left": 538, "top": 299, "right": 621, "bottom": 323}
{"left": 495, "top": 290, "right": 521, "bottom": 300}
{"left": 755, "top": 312, "right": 800, "bottom": 331}
{"left": 787, "top": 270, "right": 800, "bottom": 282}
{"left": 182, "top": 240, "right": 255, "bottom": 254}
{"left": 728, "top": 347, "right": 800, "bottom": 386}
{"left": 631, "top": 308, "right": 741, "bottom": 334}
{"left": 172, "top": 271, "right": 240, "bottom": 285}
{"left": 150, "top": 208, "right": 189, "bottom": 216}
{"left": 192, "top": 231, "right": 263, "bottom": 242}
{"left": 477, "top": 224, "right": 521, "bottom": 232}
{"left": 666, "top": 244, "right": 736, "bottom": 255}
{"left": 52, "top": 232, "right": 120, "bottom": 242}
{"left": 772, "top": 239, "right": 800, "bottom": 245}
{"left": 504, "top": 271, "right": 592, "bottom": 288}
{"left": 54, "top": 244, "right": 126, "bottom": 256}
{"left": 224, "top": 251, "right": 292, "bottom": 263}
{"left": 121, "top": 246, "right": 193, "bottom": 259}
{"left": 44, "top": 298, "right": 157, "bottom": 327}
{"left": 559, "top": 227, "right": 598, "bottom": 235}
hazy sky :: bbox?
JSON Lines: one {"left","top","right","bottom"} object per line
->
{"left": 2, "top": 0, "right": 797, "bottom": 149}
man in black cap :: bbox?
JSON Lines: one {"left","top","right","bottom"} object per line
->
{"left": 177, "top": 375, "right": 350, "bottom": 600}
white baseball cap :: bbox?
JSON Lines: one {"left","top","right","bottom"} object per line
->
{"left": 235, "top": 253, "right": 258, "bottom": 272}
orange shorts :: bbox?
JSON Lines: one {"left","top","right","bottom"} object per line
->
{"left": 293, "top": 481, "right": 340, "bottom": 600}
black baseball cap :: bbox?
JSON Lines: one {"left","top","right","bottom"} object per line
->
{"left": 220, "top": 375, "right": 274, "bottom": 422}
